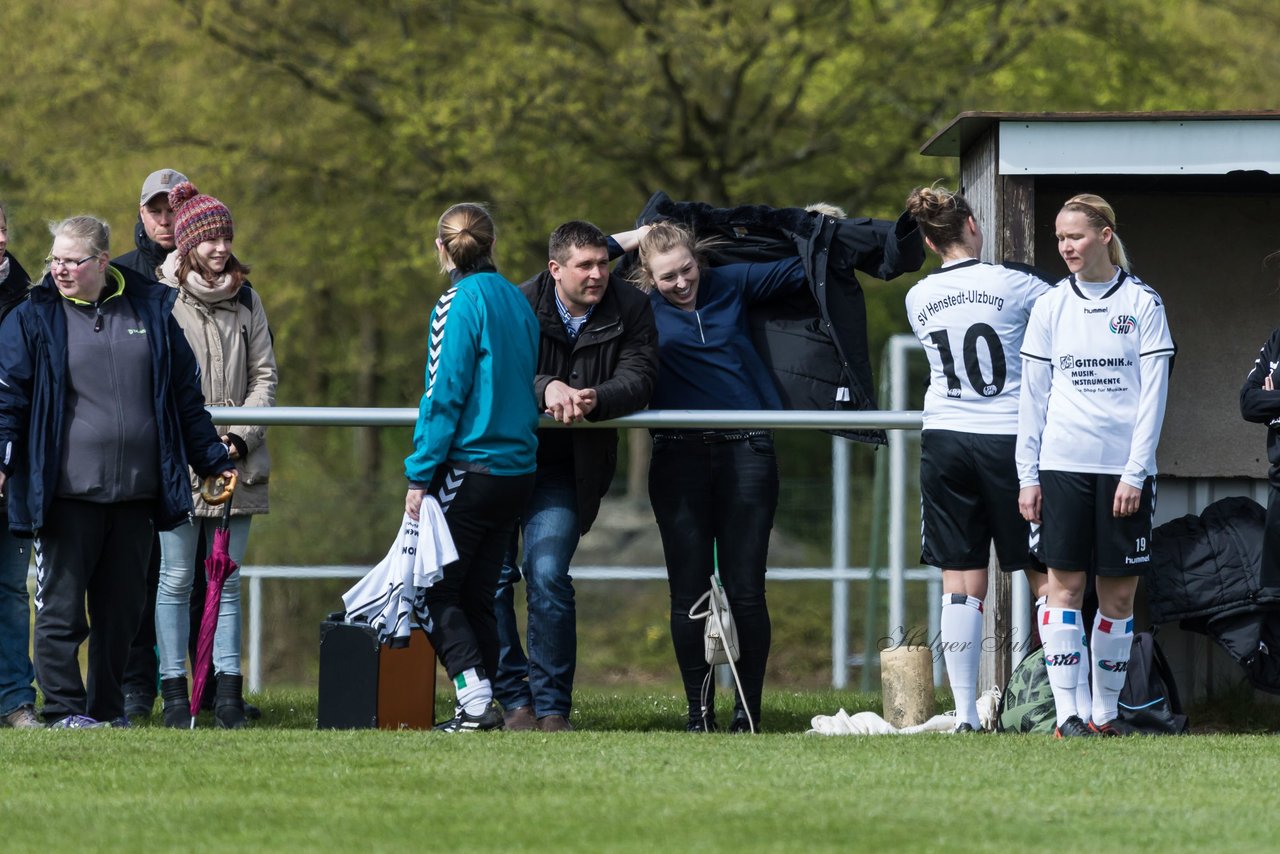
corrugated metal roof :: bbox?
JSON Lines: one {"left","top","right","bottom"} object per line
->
{"left": 921, "top": 111, "right": 1280, "bottom": 158}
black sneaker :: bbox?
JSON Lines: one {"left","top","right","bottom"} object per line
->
{"left": 1054, "top": 715, "right": 1094, "bottom": 739}
{"left": 728, "top": 709, "right": 759, "bottom": 734}
{"left": 434, "top": 704, "right": 504, "bottom": 732}
{"left": 953, "top": 722, "right": 978, "bottom": 734}
{"left": 686, "top": 717, "right": 718, "bottom": 733}
{"left": 1088, "top": 719, "right": 1128, "bottom": 737}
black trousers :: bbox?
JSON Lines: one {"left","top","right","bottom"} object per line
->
{"left": 33, "top": 499, "right": 153, "bottom": 721}
{"left": 421, "top": 468, "right": 535, "bottom": 683}
{"left": 121, "top": 532, "right": 160, "bottom": 700}
{"left": 649, "top": 431, "right": 779, "bottom": 721}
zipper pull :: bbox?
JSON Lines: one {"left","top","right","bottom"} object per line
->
{"left": 94, "top": 305, "right": 104, "bottom": 333}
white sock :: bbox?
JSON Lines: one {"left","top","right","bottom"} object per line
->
{"left": 1035, "top": 596, "right": 1048, "bottom": 636}
{"left": 1091, "top": 612, "right": 1134, "bottom": 725}
{"left": 940, "top": 594, "right": 984, "bottom": 727}
{"left": 1075, "top": 624, "right": 1093, "bottom": 724}
{"left": 454, "top": 667, "right": 493, "bottom": 716}
{"left": 1039, "top": 608, "right": 1083, "bottom": 725}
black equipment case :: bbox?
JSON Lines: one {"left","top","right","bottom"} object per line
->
{"left": 317, "top": 616, "right": 436, "bottom": 730}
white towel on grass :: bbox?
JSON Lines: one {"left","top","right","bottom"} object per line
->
{"left": 807, "top": 686, "right": 1002, "bottom": 735}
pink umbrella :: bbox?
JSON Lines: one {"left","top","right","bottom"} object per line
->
{"left": 190, "top": 473, "right": 238, "bottom": 725}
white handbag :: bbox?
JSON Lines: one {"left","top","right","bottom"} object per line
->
{"left": 689, "top": 576, "right": 740, "bottom": 665}
{"left": 688, "top": 571, "right": 755, "bottom": 732}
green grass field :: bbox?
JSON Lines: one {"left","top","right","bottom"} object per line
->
{"left": 4, "top": 689, "right": 1279, "bottom": 853}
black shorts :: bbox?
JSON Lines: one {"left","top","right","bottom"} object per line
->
{"left": 919, "top": 430, "right": 1032, "bottom": 572}
{"left": 1036, "top": 470, "right": 1155, "bottom": 576}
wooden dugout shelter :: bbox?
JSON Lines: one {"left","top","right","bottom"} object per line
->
{"left": 920, "top": 110, "right": 1280, "bottom": 698}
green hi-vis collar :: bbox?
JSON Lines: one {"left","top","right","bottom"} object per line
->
{"left": 61, "top": 264, "right": 126, "bottom": 307}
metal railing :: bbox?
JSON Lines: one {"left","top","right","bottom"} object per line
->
{"left": 16, "top": 402, "right": 941, "bottom": 691}
{"left": 239, "top": 564, "right": 941, "bottom": 694}
{"left": 208, "top": 402, "right": 938, "bottom": 692}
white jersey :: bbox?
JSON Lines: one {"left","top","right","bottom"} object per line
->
{"left": 1017, "top": 270, "right": 1175, "bottom": 482}
{"left": 905, "top": 260, "right": 1053, "bottom": 433}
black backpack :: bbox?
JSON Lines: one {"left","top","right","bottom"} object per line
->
{"left": 997, "top": 631, "right": 1189, "bottom": 734}
{"left": 1116, "top": 632, "right": 1189, "bottom": 734}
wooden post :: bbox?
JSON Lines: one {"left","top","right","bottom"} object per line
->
{"left": 961, "top": 129, "right": 1036, "bottom": 695}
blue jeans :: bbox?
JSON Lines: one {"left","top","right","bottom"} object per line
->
{"left": 0, "top": 526, "right": 35, "bottom": 716}
{"left": 493, "top": 468, "right": 580, "bottom": 717}
{"left": 156, "top": 516, "right": 251, "bottom": 679}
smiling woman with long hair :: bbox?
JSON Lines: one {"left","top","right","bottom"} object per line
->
{"left": 154, "top": 182, "right": 278, "bottom": 729}
{"left": 630, "top": 221, "right": 809, "bottom": 734}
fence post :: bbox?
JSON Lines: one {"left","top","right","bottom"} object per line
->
{"left": 831, "top": 435, "right": 850, "bottom": 688}
{"left": 887, "top": 336, "right": 914, "bottom": 646}
{"left": 249, "top": 574, "right": 263, "bottom": 694}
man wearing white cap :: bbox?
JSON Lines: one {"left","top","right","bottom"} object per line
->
{"left": 114, "top": 168, "right": 188, "bottom": 281}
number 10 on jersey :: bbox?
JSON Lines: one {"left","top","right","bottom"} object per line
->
{"left": 928, "top": 323, "right": 1006, "bottom": 399}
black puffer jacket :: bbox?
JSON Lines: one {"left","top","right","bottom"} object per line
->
{"left": 519, "top": 271, "right": 658, "bottom": 534}
{"left": 1147, "top": 496, "right": 1280, "bottom": 693}
{"left": 629, "top": 192, "right": 924, "bottom": 445}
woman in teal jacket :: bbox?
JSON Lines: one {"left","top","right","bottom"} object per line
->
{"left": 404, "top": 202, "right": 539, "bottom": 732}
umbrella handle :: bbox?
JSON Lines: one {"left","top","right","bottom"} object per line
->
{"left": 200, "top": 471, "right": 238, "bottom": 506}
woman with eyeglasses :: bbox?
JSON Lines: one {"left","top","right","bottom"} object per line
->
{"left": 403, "top": 203, "right": 539, "bottom": 732}
{"left": 153, "top": 183, "right": 278, "bottom": 729}
{"left": 0, "top": 214, "right": 233, "bottom": 729}
{"left": 0, "top": 202, "right": 39, "bottom": 729}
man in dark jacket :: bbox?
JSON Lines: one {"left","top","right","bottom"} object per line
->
{"left": 0, "top": 215, "right": 233, "bottom": 727}
{"left": 113, "top": 167, "right": 188, "bottom": 720}
{"left": 494, "top": 221, "right": 658, "bottom": 732}
{"left": 114, "top": 168, "right": 187, "bottom": 281}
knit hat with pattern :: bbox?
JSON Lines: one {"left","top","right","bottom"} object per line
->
{"left": 170, "top": 181, "right": 234, "bottom": 258}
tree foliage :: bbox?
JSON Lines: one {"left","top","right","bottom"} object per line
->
{"left": 1, "top": 0, "right": 1277, "bottom": 561}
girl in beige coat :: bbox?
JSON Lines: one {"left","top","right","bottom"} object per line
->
{"left": 155, "top": 182, "right": 277, "bottom": 728}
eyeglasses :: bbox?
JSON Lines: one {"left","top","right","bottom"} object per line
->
{"left": 45, "top": 255, "right": 97, "bottom": 270}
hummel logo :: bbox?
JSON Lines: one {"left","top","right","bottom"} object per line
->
{"left": 127, "top": 328, "right": 147, "bottom": 335}
{"left": 436, "top": 468, "right": 465, "bottom": 509}
{"left": 424, "top": 289, "right": 456, "bottom": 400}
